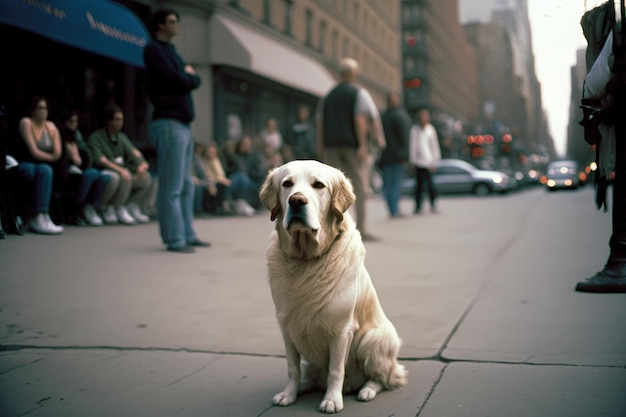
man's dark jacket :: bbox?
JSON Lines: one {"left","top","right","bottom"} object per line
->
{"left": 143, "top": 39, "right": 200, "bottom": 123}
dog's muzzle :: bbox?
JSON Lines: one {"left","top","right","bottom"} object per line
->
{"left": 286, "top": 192, "right": 318, "bottom": 232}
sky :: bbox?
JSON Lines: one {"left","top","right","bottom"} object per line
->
{"left": 526, "top": 0, "right": 604, "bottom": 157}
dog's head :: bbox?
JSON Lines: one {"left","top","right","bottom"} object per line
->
{"left": 259, "top": 160, "right": 356, "bottom": 259}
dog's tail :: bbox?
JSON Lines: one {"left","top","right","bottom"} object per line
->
{"left": 356, "top": 327, "right": 408, "bottom": 389}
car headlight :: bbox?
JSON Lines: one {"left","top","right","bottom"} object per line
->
{"left": 564, "top": 179, "right": 573, "bottom": 186}
{"left": 547, "top": 179, "right": 556, "bottom": 187}
{"left": 492, "top": 175, "right": 503, "bottom": 184}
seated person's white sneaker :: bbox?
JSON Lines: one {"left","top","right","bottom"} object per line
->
{"left": 29, "top": 213, "right": 63, "bottom": 235}
{"left": 116, "top": 206, "right": 136, "bottom": 225}
{"left": 101, "top": 205, "right": 118, "bottom": 224}
{"left": 126, "top": 203, "right": 150, "bottom": 223}
{"left": 83, "top": 205, "right": 103, "bottom": 226}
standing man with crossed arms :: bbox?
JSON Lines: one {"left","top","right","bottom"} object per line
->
{"left": 144, "top": 8, "right": 210, "bottom": 253}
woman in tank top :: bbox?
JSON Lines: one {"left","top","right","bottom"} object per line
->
{"left": 16, "top": 96, "right": 64, "bottom": 235}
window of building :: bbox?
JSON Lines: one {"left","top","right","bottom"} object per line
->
{"left": 353, "top": 2, "right": 359, "bottom": 25}
{"left": 402, "top": 3, "right": 421, "bottom": 23}
{"left": 404, "top": 56, "right": 416, "bottom": 72}
{"left": 404, "top": 54, "right": 428, "bottom": 75}
{"left": 343, "top": 37, "right": 349, "bottom": 58}
{"left": 319, "top": 20, "right": 327, "bottom": 53}
{"left": 284, "top": 0, "right": 294, "bottom": 35}
{"left": 263, "top": 0, "right": 273, "bottom": 25}
{"left": 305, "top": 9, "right": 313, "bottom": 46}
{"left": 331, "top": 29, "right": 339, "bottom": 59}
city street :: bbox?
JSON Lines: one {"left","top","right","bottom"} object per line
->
{"left": 1, "top": 186, "right": 625, "bottom": 417}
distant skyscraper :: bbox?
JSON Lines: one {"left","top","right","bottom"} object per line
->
{"left": 458, "top": 0, "right": 517, "bottom": 23}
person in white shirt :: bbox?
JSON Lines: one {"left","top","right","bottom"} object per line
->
{"left": 409, "top": 108, "right": 441, "bottom": 213}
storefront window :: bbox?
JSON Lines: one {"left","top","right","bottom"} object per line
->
{"left": 214, "top": 70, "right": 317, "bottom": 150}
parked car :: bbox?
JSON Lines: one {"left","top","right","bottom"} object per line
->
{"left": 545, "top": 160, "right": 580, "bottom": 191}
{"left": 402, "top": 159, "right": 511, "bottom": 196}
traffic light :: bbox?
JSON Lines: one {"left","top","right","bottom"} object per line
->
{"left": 500, "top": 134, "right": 512, "bottom": 154}
{"left": 403, "top": 78, "right": 421, "bottom": 89}
{"left": 470, "top": 146, "right": 484, "bottom": 159}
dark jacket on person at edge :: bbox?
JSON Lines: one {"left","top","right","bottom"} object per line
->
{"left": 143, "top": 39, "right": 201, "bottom": 123}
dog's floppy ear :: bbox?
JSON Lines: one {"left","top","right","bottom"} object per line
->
{"left": 259, "top": 167, "right": 282, "bottom": 221}
{"left": 331, "top": 170, "right": 356, "bottom": 221}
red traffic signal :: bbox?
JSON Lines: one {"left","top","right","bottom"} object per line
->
{"left": 403, "top": 78, "right": 422, "bottom": 89}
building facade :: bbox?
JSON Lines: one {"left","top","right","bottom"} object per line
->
{"left": 459, "top": 0, "right": 554, "bottom": 158}
{"left": 210, "top": 0, "right": 403, "bottom": 143}
{"left": 401, "top": 0, "right": 480, "bottom": 121}
{"left": 2, "top": 0, "right": 404, "bottom": 152}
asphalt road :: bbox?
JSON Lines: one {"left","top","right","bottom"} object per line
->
{"left": 1, "top": 186, "right": 625, "bottom": 417}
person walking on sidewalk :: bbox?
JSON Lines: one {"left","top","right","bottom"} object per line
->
{"left": 409, "top": 108, "right": 441, "bottom": 214}
{"left": 379, "top": 92, "right": 411, "bottom": 218}
{"left": 144, "top": 8, "right": 210, "bottom": 254}
{"left": 316, "top": 57, "right": 385, "bottom": 242}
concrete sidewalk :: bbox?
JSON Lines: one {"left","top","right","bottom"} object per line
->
{"left": 1, "top": 187, "right": 625, "bottom": 416}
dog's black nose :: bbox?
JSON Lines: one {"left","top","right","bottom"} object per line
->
{"left": 289, "top": 193, "right": 307, "bottom": 209}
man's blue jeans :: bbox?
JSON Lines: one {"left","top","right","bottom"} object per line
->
{"left": 149, "top": 119, "right": 197, "bottom": 249}
{"left": 381, "top": 163, "right": 404, "bottom": 217}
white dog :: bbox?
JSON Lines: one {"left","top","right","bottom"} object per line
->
{"left": 259, "top": 160, "right": 407, "bottom": 414}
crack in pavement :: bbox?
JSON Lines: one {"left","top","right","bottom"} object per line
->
{"left": 1, "top": 344, "right": 623, "bottom": 369}
{"left": 0, "top": 356, "right": 46, "bottom": 376}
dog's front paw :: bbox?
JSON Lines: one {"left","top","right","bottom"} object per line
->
{"left": 319, "top": 396, "right": 343, "bottom": 414}
{"left": 273, "top": 390, "right": 297, "bottom": 406}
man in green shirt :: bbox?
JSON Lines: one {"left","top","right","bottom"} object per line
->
{"left": 88, "top": 105, "right": 155, "bottom": 225}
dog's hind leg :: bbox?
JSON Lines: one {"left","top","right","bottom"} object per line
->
{"left": 357, "top": 380, "right": 383, "bottom": 401}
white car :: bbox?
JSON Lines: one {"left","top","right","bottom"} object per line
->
{"left": 402, "top": 159, "right": 511, "bottom": 196}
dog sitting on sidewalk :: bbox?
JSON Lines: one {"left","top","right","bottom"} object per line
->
{"left": 260, "top": 160, "right": 407, "bottom": 413}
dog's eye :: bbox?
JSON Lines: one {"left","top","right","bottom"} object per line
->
{"left": 282, "top": 180, "right": 294, "bottom": 187}
{"left": 313, "top": 181, "right": 325, "bottom": 189}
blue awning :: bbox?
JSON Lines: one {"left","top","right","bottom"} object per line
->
{"left": 0, "top": 0, "right": 150, "bottom": 68}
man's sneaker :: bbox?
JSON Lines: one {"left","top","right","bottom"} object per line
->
{"left": 575, "top": 271, "right": 626, "bottom": 293}
{"left": 101, "top": 205, "right": 118, "bottom": 224}
{"left": 82, "top": 205, "right": 103, "bottom": 226}
{"left": 29, "top": 213, "right": 63, "bottom": 235}
{"left": 116, "top": 206, "right": 136, "bottom": 225}
{"left": 127, "top": 203, "right": 150, "bottom": 224}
